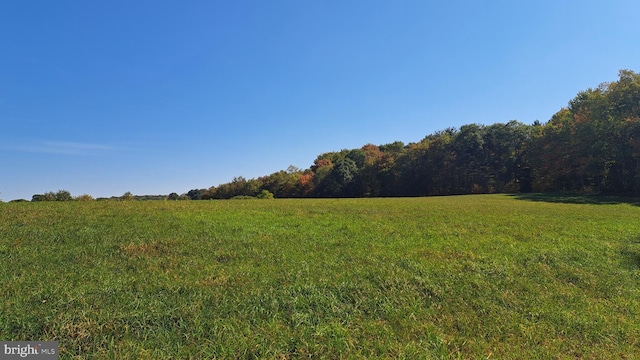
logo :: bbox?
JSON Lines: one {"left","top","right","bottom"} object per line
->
{"left": 1, "top": 342, "right": 58, "bottom": 359}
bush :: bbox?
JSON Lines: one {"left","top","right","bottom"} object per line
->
{"left": 122, "top": 192, "right": 135, "bottom": 201}
{"left": 55, "top": 190, "right": 74, "bottom": 201}
{"left": 257, "top": 190, "right": 275, "bottom": 199}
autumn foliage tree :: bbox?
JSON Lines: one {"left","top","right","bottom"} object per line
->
{"left": 188, "top": 70, "right": 640, "bottom": 199}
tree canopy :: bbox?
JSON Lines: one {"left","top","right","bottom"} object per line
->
{"left": 29, "top": 70, "right": 640, "bottom": 200}
{"left": 195, "top": 70, "right": 640, "bottom": 199}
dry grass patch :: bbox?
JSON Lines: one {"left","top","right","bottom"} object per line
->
{"left": 119, "top": 241, "right": 172, "bottom": 257}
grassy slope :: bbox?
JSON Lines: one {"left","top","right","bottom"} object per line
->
{"left": 1, "top": 195, "right": 639, "bottom": 358}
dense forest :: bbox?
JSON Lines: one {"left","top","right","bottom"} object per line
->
{"left": 183, "top": 70, "right": 640, "bottom": 199}
{"left": 29, "top": 70, "right": 640, "bottom": 201}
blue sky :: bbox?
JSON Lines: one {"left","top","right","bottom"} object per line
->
{"left": 1, "top": 1, "right": 639, "bottom": 201}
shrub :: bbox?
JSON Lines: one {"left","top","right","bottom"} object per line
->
{"left": 257, "top": 190, "right": 275, "bottom": 199}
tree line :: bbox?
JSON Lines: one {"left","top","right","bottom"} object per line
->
{"left": 184, "top": 70, "right": 640, "bottom": 199}
{"left": 27, "top": 191, "right": 190, "bottom": 202}
{"left": 27, "top": 70, "right": 640, "bottom": 201}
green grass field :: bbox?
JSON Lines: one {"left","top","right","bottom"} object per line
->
{"left": 1, "top": 194, "right": 640, "bottom": 358}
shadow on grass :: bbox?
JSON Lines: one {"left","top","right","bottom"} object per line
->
{"left": 511, "top": 193, "right": 640, "bottom": 206}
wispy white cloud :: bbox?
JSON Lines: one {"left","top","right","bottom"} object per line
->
{"left": 43, "top": 141, "right": 116, "bottom": 151}
{"left": 3, "top": 140, "right": 122, "bottom": 155}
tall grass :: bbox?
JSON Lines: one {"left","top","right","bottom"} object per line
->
{"left": 1, "top": 195, "right": 639, "bottom": 358}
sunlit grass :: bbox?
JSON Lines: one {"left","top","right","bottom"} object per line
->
{"left": 1, "top": 195, "right": 639, "bottom": 358}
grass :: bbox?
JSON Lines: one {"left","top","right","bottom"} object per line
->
{"left": 1, "top": 194, "right": 640, "bottom": 358}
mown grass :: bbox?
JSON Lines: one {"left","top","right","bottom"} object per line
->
{"left": 1, "top": 195, "right": 639, "bottom": 358}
